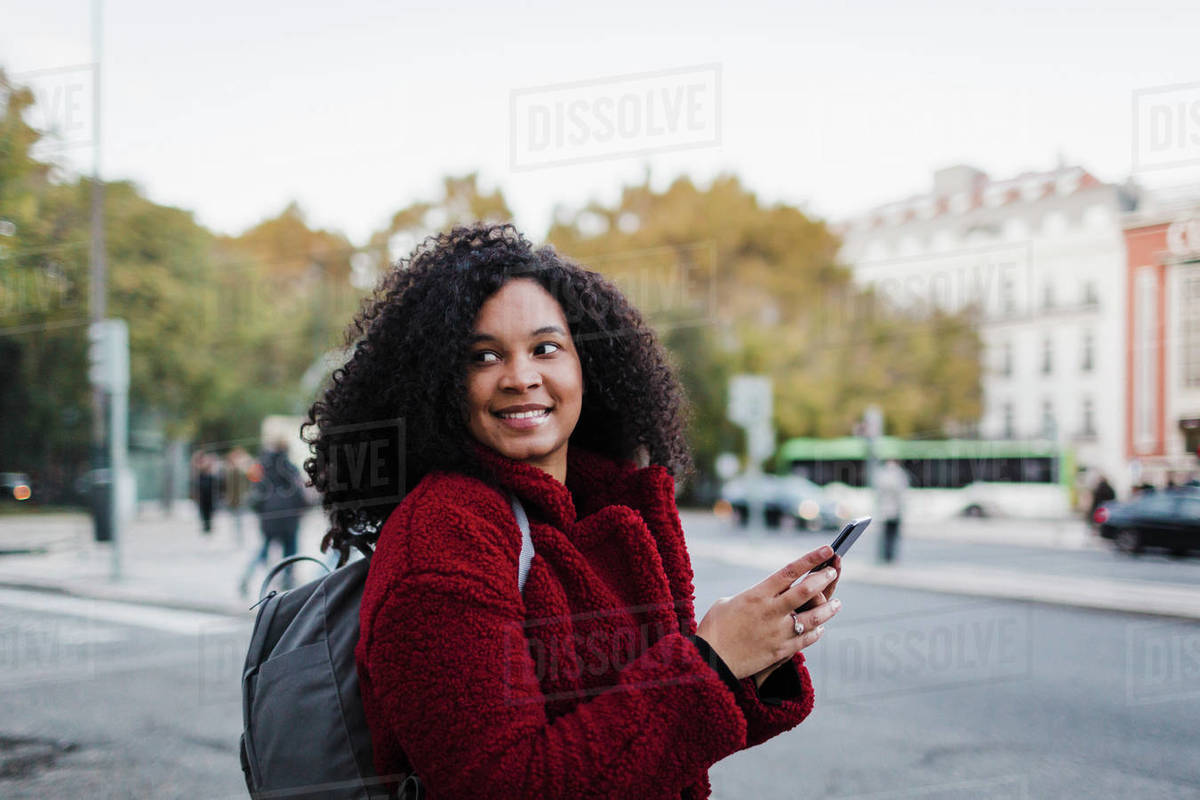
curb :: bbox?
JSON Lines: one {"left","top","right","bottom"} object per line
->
{"left": 686, "top": 539, "right": 1200, "bottom": 621}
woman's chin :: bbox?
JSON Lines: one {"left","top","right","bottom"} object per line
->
{"left": 490, "top": 434, "right": 559, "bottom": 464}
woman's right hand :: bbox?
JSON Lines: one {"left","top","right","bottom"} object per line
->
{"left": 695, "top": 545, "right": 842, "bottom": 681}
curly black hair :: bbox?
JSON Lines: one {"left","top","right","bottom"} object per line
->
{"left": 303, "top": 222, "right": 694, "bottom": 565}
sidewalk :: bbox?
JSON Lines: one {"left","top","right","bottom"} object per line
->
{"left": 0, "top": 506, "right": 338, "bottom": 616}
{"left": 1, "top": 508, "right": 1197, "bottom": 620}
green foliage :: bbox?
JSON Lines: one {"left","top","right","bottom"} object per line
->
{"left": 0, "top": 71, "right": 370, "bottom": 498}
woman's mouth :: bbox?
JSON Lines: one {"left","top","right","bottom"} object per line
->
{"left": 493, "top": 407, "right": 552, "bottom": 429}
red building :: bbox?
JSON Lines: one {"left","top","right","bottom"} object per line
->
{"left": 1123, "top": 209, "right": 1200, "bottom": 485}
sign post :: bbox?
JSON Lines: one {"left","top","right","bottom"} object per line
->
{"left": 728, "top": 375, "right": 775, "bottom": 528}
{"left": 88, "top": 318, "right": 129, "bottom": 580}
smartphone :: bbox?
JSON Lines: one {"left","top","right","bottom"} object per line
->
{"left": 813, "top": 516, "right": 871, "bottom": 572}
{"left": 790, "top": 516, "right": 871, "bottom": 606}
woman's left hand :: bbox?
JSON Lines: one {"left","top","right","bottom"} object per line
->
{"left": 751, "top": 554, "right": 842, "bottom": 690}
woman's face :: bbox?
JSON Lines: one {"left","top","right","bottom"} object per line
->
{"left": 464, "top": 278, "right": 583, "bottom": 482}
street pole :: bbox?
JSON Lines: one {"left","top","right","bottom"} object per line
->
{"left": 863, "top": 405, "right": 883, "bottom": 561}
{"left": 88, "top": 0, "right": 106, "bottom": 468}
{"left": 88, "top": 0, "right": 120, "bottom": 579}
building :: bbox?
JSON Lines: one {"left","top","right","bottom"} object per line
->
{"left": 1123, "top": 202, "right": 1200, "bottom": 486}
{"left": 836, "top": 163, "right": 1139, "bottom": 496}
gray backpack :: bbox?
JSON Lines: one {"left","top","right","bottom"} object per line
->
{"left": 240, "top": 494, "right": 533, "bottom": 799}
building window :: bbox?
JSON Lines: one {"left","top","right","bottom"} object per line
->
{"left": 1082, "top": 281, "right": 1099, "bottom": 307}
{"left": 1134, "top": 268, "right": 1158, "bottom": 446}
{"left": 1184, "top": 274, "right": 1200, "bottom": 388}
{"left": 1002, "top": 276, "right": 1016, "bottom": 316}
{"left": 1002, "top": 402, "right": 1015, "bottom": 439}
{"left": 1041, "top": 399, "right": 1056, "bottom": 439}
{"left": 1081, "top": 397, "right": 1096, "bottom": 437}
{"left": 1081, "top": 330, "right": 1094, "bottom": 372}
{"left": 1042, "top": 336, "right": 1053, "bottom": 374}
{"left": 1001, "top": 341, "right": 1013, "bottom": 377}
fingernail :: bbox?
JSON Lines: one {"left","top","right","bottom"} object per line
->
{"left": 826, "top": 568, "right": 838, "bottom": 580}
{"left": 831, "top": 599, "right": 842, "bottom": 610}
{"left": 821, "top": 546, "right": 834, "bottom": 557}
{"left": 817, "top": 625, "right": 825, "bottom": 634}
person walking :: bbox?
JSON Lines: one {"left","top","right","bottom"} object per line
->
{"left": 239, "top": 438, "right": 307, "bottom": 596}
{"left": 191, "top": 451, "right": 219, "bottom": 535}
{"left": 304, "top": 224, "right": 845, "bottom": 799}
{"left": 875, "top": 458, "right": 909, "bottom": 563}
{"left": 1087, "top": 474, "right": 1116, "bottom": 526}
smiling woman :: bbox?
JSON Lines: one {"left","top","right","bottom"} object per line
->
{"left": 301, "top": 222, "right": 840, "bottom": 799}
{"left": 465, "top": 280, "right": 584, "bottom": 483}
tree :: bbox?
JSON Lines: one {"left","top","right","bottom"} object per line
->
{"left": 546, "top": 173, "right": 982, "bottom": 494}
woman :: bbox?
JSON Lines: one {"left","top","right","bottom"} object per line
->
{"left": 304, "top": 223, "right": 842, "bottom": 799}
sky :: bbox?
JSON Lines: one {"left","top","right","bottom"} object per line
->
{"left": 3, "top": 0, "right": 1200, "bottom": 245}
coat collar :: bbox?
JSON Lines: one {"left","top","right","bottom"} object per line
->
{"left": 470, "top": 440, "right": 649, "bottom": 531}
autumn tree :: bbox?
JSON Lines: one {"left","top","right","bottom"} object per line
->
{"left": 546, "top": 173, "right": 983, "bottom": 490}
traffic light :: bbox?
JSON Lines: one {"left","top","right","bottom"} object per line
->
{"left": 88, "top": 319, "right": 129, "bottom": 393}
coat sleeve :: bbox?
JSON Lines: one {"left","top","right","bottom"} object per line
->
{"left": 684, "top": 635, "right": 816, "bottom": 749}
{"left": 614, "top": 465, "right": 817, "bottom": 751}
{"left": 728, "top": 651, "right": 815, "bottom": 749}
{"left": 358, "top": 501, "right": 750, "bottom": 799}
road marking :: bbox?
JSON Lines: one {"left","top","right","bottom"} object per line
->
{"left": 0, "top": 588, "right": 245, "bottom": 635}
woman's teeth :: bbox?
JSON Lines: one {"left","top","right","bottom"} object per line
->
{"left": 496, "top": 409, "right": 550, "bottom": 419}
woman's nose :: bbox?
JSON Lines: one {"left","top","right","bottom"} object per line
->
{"left": 499, "top": 356, "right": 541, "bottom": 390}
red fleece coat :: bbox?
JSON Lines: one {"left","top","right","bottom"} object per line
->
{"left": 355, "top": 442, "right": 816, "bottom": 799}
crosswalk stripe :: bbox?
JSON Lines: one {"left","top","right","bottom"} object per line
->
{"left": 0, "top": 588, "right": 246, "bottom": 635}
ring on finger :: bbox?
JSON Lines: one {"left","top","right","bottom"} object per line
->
{"left": 789, "top": 611, "right": 804, "bottom": 636}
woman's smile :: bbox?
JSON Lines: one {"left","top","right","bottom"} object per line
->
{"left": 493, "top": 404, "right": 554, "bottom": 429}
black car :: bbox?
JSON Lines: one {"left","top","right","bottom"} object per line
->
{"left": 1095, "top": 488, "right": 1200, "bottom": 555}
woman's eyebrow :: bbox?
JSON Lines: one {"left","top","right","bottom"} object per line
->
{"left": 468, "top": 325, "right": 566, "bottom": 344}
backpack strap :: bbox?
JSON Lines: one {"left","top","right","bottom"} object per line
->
{"left": 509, "top": 494, "right": 534, "bottom": 594}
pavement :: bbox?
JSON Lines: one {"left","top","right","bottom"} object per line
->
{"left": 0, "top": 506, "right": 1198, "bottom": 620}
{"left": 0, "top": 506, "right": 337, "bottom": 617}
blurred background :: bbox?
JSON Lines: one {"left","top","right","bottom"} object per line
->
{"left": 1, "top": 1, "right": 1199, "bottom": 798}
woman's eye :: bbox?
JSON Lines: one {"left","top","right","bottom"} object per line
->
{"left": 473, "top": 351, "right": 500, "bottom": 364}
{"left": 535, "top": 342, "right": 561, "bottom": 356}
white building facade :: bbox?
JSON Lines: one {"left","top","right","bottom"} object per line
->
{"left": 837, "top": 164, "right": 1138, "bottom": 496}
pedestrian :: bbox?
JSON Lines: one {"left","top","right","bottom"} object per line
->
{"left": 223, "top": 446, "right": 253, "bottom": 548}
{"left": 303, "top": 223, "right": 843, "bottom": 798}
{"left": 191, "top": 451, "right": 219, "bottom": 535}
{"left": 1087, "top": 473, "right": 1116, "bottom": 525}
{"left": 875, "top": 458, "right": 909, "bottom": 563}
{"left": 238, "top": 437, "right": 307, "bottom": 596}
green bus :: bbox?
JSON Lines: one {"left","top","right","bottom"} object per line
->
{"left": 776, "top": 437, "right": 1073, "bottom": 491}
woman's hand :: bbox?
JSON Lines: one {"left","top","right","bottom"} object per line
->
{"left": 696, "top": 546, "right": 843, "bottom": 682}
{"left": 748, "top": 554, "right": 844, "bottom": 690}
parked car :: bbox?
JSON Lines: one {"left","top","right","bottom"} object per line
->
{"left": 719, "top": 473, "right": 847, "bottom": 531}
{"left": 0, "top": 472, "right": 32, "bottom": 503}
{"left": 1095, "top": 488, "right": 1200, "bottom": 556}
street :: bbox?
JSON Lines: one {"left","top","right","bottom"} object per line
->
{"left": 0, "top": 591, "right": 248, "bottom": 798}
{"left": 0, "top": 512, "right": 1197, "bottom": 798}
{"left": 693, "top": 554, "right": 1199, "bottom": 799}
